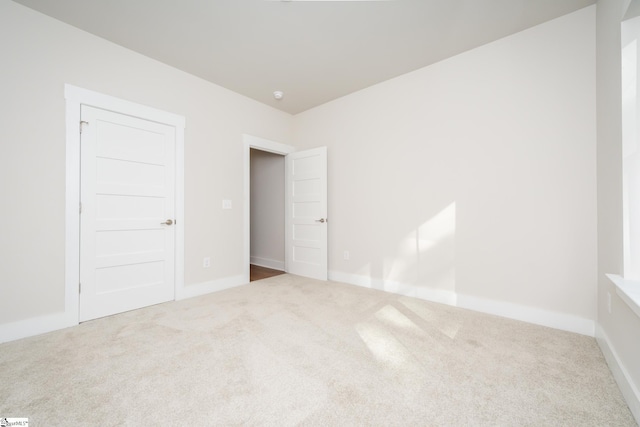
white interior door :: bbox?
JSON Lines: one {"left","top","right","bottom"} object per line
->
{"left": 80, "top": 105, "right": 176, "bottom": 321}
{"left": 286, "top": 147, "right": 328, "bottom": 280}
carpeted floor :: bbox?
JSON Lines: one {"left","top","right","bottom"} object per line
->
{"left": 0, "top": 274, "right": 636, "bottom": 426}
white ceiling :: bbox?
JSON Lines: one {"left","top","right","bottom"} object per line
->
{"left": 12, "top": 0, "right": 595, "bottom": 114}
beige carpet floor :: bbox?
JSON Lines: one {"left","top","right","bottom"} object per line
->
{"left": 0, "top": 274, "right": 636, "bottom": 426}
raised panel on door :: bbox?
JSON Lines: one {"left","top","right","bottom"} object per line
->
{"left": 80, "top": 105, "right": 176, "bottom": 321}
{"left": 286, "top": 147, "right": 327, "bottom": 280}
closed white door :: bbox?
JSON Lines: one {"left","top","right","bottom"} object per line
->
{"left": 286, "top": 147, "right": 328, "bottom": 280}
{"left": 80, "top": 105, "right": 176, "bottom": 322}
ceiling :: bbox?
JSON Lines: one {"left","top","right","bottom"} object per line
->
{"left": 12, "top": 0, "right": 595, "bottom": 114}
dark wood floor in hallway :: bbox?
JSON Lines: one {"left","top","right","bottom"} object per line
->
{"left": 250, "top": 264, "right": 285, "bottom": 282}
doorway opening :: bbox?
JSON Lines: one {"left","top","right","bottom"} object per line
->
{"left": 242, "top": 134, "right": 328, "bottom": 283}
{"left": 249, "top": 148, "right": 286, "bottom": 282}
{"left": 242, "top": 134, "right": 295, "bottom": 283}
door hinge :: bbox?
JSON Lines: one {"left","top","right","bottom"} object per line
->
{"left": 79, "top": 202, "right": 82, "bottom": 214}
{"left": 80, "top": 120, "right": 89, "bottom": 134}
{"left": 79, "top": 282, "right": 81, "bottom": 294}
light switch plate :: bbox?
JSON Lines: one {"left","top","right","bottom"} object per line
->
{"left": 222, "top": 199, "right": 232, "bottom": 209}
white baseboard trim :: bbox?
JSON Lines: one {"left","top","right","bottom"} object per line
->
{"left": 328, "top": 271, "right": 595, "bottom": 336}
{"left": 1, "top": 274, "right": 248, "bottom": 344}
{"left": 456, "top": 294, "right": 595, "bottom": 336}
{"left": 176, "top": 274, "right": 247, "bottom": 300}
{"left": 250, "top": 257, "right": 285, "bottom": 271}
{"left": 329, "top": 271, "right": 457, "bottom": 305}
{"left": 0, "top": 311, "right": 77, "bottom": 344}
{"left": 2, "top": 271, "right": 594, "bottom": 344}
{"left": 597, "top": 324, "right": 640, "bottom": 424}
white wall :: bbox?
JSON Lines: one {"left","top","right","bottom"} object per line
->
{"left": 622, "top": 15, "right": 640, "bottom": 281}
{"left": 250, "top": 149, "right": 285, "bottom": 270}
{"left": 0, "top": 0, "right": 612, "bottom": 344}
{"left": 621, "top": 15, "right": 640, "bottom": 281}
{"left": 596, "top": 0, "right": 640, "bottom": 421}
{"left": 0, "top": 0, "right": 292, "bottom": 329}
{"left": 292, "top": 6, "right": 597, "bottom": 334}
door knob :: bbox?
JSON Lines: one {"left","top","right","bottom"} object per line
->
{"left": 315, "top": 218, "right": 326, "bottom": 223}
{"left": 161, "top": 219, "right": 174, "bottom": 225}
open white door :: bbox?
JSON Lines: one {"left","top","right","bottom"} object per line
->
{"left": 286, "top": 147, "right": 328, "bottom": 280}
{"left": 79, "top": 105, "right": 176, "bottom": 321}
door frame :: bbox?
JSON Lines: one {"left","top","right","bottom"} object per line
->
{"left": 65, "top": 84, "right": 186, "bottom": 324}
{"left": 242, "top": 134, "right": 295, "bottom": 283}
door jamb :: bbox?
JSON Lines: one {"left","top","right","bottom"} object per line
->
{"left": 65, "top": 84, "right": 186, "bottom": 325}
{"left": 242, "top": 134, "right": 295, "bottom": 283}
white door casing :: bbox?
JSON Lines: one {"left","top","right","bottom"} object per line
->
{"left": 286, "top": 147, "right": 328, "bottom": 280}
{"left": 242, "top": 135, "right": 295, "bottom": 282}
{"left": 79, "top": 105, "right": 176, "bottom": 321}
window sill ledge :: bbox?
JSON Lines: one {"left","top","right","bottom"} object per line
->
{"left": 607, "top": 274, "right": 640, "bottom": 319}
